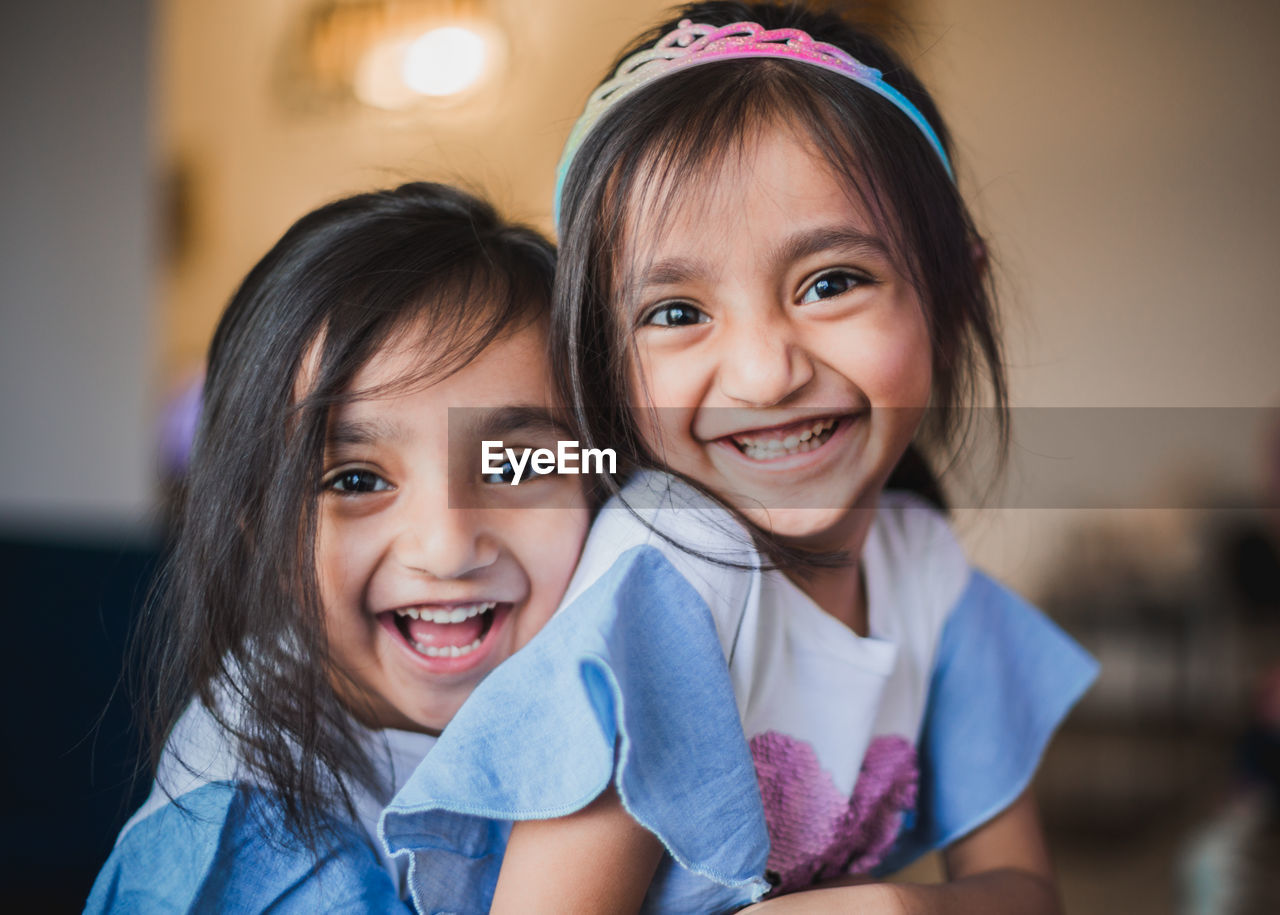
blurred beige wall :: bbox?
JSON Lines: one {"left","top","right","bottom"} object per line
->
{"left": 159, "top": 0, "right": 677, "bottom": 377}
{"left": 910, "top": 0, "right": 1280, "bottom": 588}
{"left": 155, "top": 0, "right": 1280, "bottom": 586}
{"left": 160, "top": 0, "right": 1280, "bottom": 403}
{"left": 919, "top": 0, "right": 1280, "bottom": 409}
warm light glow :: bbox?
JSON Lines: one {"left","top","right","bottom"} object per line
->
{"left": 353, "top": 38, "right": 419, "bottom": 110}
{"left": 402, "top": 26, "right": 487, "bottom": 97}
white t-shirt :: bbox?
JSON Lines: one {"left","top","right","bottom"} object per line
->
{"left": 563, "top": 473, "right": 966, "bottom": 793}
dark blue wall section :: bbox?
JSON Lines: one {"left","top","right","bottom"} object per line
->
{"left": 1, "top": 535, "right": 161, "bottom": 910}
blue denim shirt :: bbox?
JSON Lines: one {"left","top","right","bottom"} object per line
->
{"left": 86, "top": 545, "right": 772, "bottom": 914}
{"left": 86, "top": 781, "right": 410, "bottom": 912}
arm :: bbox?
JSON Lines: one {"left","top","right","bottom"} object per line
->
{"left": 742, "top": 789, "right": 1061, "bottom": 915}
{"left": 490, "top": 785, "right": 664, "bottom": 915}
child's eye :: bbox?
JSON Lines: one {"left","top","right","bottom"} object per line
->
{"left": 325, "top": 469, "right": 392, "bottom": 494}
{"left": 799, "top": 270, "right": 865, "bottom": 304}
{"left": 481, "top": 457, "right": 552, "bottom": 486}
{"left": 642, "top": 302, "right": 709, "bottom": 327}
{"left": 482, "top": 460, "right": 520, "bottom": 485}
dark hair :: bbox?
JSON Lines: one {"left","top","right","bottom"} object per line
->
{"left": 139, "top": 182, "right": 556, "bottom": 847}
{"left": 553, "top": 1, "right": 1007, "bottom": 512}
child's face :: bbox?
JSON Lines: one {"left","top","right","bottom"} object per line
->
{"left": 315, "top": 321, "right": 589, "bottom": 734}
{"left": 621, "top": 122, "right": 932, "bottom": 551}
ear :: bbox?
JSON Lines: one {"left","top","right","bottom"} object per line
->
{"left": 970, "top": 237, "right": 989, "bottom": 281}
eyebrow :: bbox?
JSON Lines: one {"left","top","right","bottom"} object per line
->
{"left": 327, "top": 417, "right": 405, "bottom": 448}
{"left": 770, "top": 225, "right": 890, "bottom": 267}
{"left": 628, "top": 224, "right": 891, "bottom": 300}
{"left": 462, "top": 405, "right": 572, "bottom": 440}
{"left": 632, "top": 256, "right": 707, "bottom": 292}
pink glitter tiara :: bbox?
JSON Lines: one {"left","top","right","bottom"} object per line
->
{"left": 553, "top": 19, "right": 954, "bottom": 227}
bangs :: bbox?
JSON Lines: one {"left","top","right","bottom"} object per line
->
{"left": 296, "top": 230, "right": 551, "bottom": 418}
{"left": 579, "top": 60, "right": 949, "bottom": 308}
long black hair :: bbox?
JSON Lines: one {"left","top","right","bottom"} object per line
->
{"left": 553, "top": 1, "right": 1007, "bottom": 515}
{"left": 138, "top": 182, "right": 555, "bottom": 847}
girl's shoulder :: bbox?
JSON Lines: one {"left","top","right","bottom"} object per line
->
{"left": 118, "top": 696, "right": 244, "bottom": 839}
{"left": 562, "top": 471, "right": 763, "bottom": 651}
{"left": 103, "top": 691, "right": 433, "bottom": 909}
{"left": 86, "top": 779, "right": 405, "bottom": 913}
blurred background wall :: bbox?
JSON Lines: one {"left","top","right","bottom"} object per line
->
{"left": 0, "top": 0, "right": 152, "bottom": 534}
{"left": 3, "top": 0, "right": 1278, "bottom": 911}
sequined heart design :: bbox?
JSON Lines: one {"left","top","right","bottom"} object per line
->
{"left": 750, "top": 731, "right": 918, "bottom": 894}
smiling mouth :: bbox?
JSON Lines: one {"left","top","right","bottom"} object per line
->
{"left": 726, "top": 416, "right": 844, "bottom": 461}
{"left": 389, "top": 601, "right": 501, "bottom": 658}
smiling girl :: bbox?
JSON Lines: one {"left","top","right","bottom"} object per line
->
{"left": 86, "top": 183, "right": 600, "bottom": 910}
{"left": 389, "top": 3, "right": 1099, "bottom": 913}
{"left": 555, "top": 4, "right": 1099, "bottom": 910}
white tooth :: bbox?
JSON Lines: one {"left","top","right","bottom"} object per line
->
{"left": 783, "top": 435, "right": 799, "bottom": 448}
{"left": 449, "top": 608, "right": 467, "bottom": 623}
{"left": 799, "top": 430, "right": 812, "bottom": 441}
{"left": 449, "top": 645, "right": 461, "bottom": 658}
{"left": 432, "top": 609, "right": 451, "bottom": 623}
{"left": 470, "top": 637, "right": 482, "bottom": 650}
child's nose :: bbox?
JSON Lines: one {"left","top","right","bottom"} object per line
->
{"left": 391, "top": 506, "right": 499, "bottom": 580}
{"left": 715, "top": 317, "right": 815, "bottom": 407}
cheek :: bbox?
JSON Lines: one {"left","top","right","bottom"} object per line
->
{"left": 514, "top": 507, "right": 590, "bottom": 631}
{"left": 315, "top": 513, "right": 374, "bottom": 634}
{"left": 314, "top": 519, "right": 343, "bottom": 613}
{"left": 627, "top": 342, "right": 700, "bottom": 449}
{"left": 841, "top": 304, "right": 934, "bottom": 406}
{"left": 883, "top": 322, "right": 933, "bottom": 406}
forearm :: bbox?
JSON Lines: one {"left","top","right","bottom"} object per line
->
{"left": 895, "top": 867, "right": 1061, "bottom": 914}
{"left": 490, "top": 785, "right": 662, "bottom": 914}
{"left": 744, "top": 868, "right": 1060, "bottom": 915}
{"left": 747, "top": 789, "right": 1062, "bottom": 915}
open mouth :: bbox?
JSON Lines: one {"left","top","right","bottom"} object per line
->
{"left": 726, "top": 416, "right": 845, "bottom": 462}
{"left": 386, "top": 601, "right": 504, "bottom": 659}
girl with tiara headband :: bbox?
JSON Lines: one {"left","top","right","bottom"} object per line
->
{"left": 386, "top": 3, "right": 1099, "bottom": 912}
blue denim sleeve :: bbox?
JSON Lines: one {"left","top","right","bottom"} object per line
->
{"left": 86, "top": 782, "right": 410, "bottom": 913}
{"left": 878, "top": 571, "right": 1099, "bottom": 873}
{"left": 380, "top": 545, "right": 771, "bottom": 915}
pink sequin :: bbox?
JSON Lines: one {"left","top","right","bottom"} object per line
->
{"left": 750, "top": 731, "right": 918, "bottom": 894}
